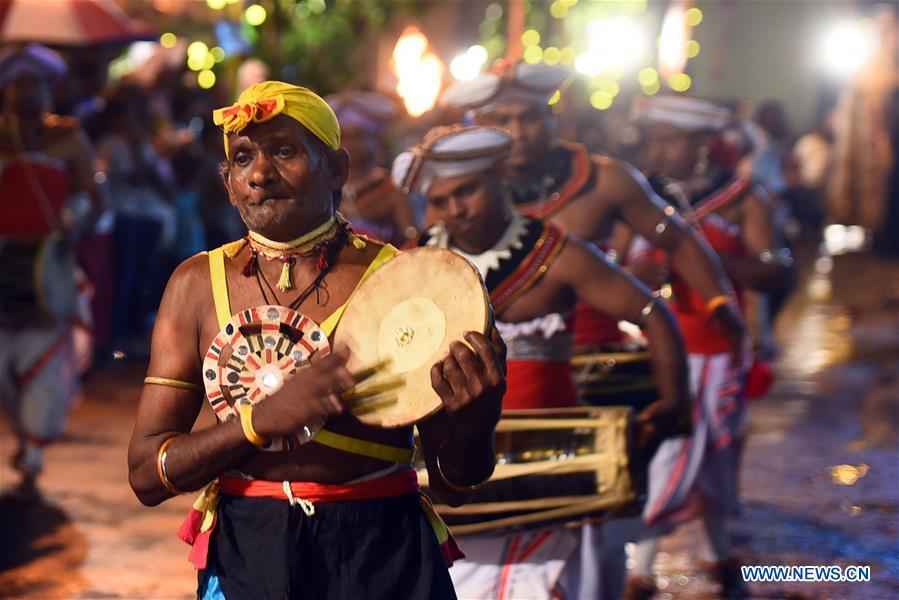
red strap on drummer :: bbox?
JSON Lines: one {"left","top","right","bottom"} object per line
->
{"left": 218, "top": 468, "right": 419, "bottom": 503}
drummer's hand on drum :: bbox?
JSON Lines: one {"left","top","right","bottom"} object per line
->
{"left": 251, "top": 351, "right": 357, "bottom": 439}
{"left": 430, "top": 330, "right": 506, "bottom": 434}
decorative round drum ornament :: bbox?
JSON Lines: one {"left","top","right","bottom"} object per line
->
{"left": 202, "top": 305, "right": 330, "bottom": 451}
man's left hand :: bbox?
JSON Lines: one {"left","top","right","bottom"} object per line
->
{"left": 430, "top": 328, "right": 506, "bottom": 436}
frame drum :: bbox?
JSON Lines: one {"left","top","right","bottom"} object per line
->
{"left": 334, "top": 246, "right": 490, "bottom": 428}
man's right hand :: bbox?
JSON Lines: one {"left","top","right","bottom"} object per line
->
{"left": 251, "top": 351, "right": 357, "bottom": 439}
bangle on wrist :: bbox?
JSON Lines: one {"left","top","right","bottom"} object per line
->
{"left": 436, "top": 439, "right": 485, "bottom": 493}
{"left": 238, "top": 402, "right": 269, "bottom": 449}
{"left": 705, "top": 294, "right": 730, "bottom": 315}
{"left": 156, "top": 435, "right": 181, "bottom": 495}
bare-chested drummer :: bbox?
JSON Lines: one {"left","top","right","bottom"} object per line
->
{"left": 127, "top": 81, "right": 506, "bottom": 600}
{"left": 394, "top": 125, "right": 691, "bottom": 599}
{"left": 440, "top": 61, "right": 747, "bottom": 359}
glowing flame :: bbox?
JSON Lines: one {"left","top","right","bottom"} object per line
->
{"left": 391, "top": 27, "right": 444, "bottom": 117}
{"left": 658, "top": 4, "right": 688, "bottom": 79}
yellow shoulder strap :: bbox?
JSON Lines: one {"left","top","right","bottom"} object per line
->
{"left": 208, "top": 247, "right": 231, "bottom": 330}
{"left": 312, "top": 429, "right": 413, "bottom": 464}
{"left": 319, "top": 243, "right": 397, "bottom": 336}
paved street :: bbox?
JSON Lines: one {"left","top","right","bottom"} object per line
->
{"left": 2, "top": 249, "right": 897, "bottom": 599}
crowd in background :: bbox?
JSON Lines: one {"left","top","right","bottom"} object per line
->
{"left": 10, "top": 45, "right": 886, "bottom": 368}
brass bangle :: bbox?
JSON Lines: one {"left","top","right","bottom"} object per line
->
{"left": 705, "top": 294, "right": 730, "bottom": 315}
{"left": 144, "top": 376, "right": 201, "bottom": 392}
{"left": 436, "top": 440, "right": 481, "bottom": 493}
{"left": 156, "top": 435, "right": 180, "bottom": 495}
{"left": 238, "top": 403, "right": 269, "bottom": 449}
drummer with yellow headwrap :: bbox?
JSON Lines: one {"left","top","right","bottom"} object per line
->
{"left": 127, "top": 81, "right": 506, "bottom": 600}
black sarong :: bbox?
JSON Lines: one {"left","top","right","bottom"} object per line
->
{"left": 200, "top": 493, "right": 457, "bottom": 600}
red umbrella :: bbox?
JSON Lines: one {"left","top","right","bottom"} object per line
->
{"left": 0, "top": 0, "right": 154, "bottom": 46}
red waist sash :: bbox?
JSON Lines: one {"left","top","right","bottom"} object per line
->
{"left": 218, "top": 468, "right": 419, "bottom": 501}
{"left": 504, "top": 359, "right": 578, "bottom": 409}
{"left": 178, "top": 468, "right": 464, "bottom": 570}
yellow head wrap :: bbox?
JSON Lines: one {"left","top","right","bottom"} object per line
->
{"left": 212, "top": 80, "right": 341, "bottom": 159}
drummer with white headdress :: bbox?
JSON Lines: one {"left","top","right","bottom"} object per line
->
{"left": 0, "top": 44, "right": 102, "bottom": 490}
{"left": 440, "top": 60, "right": 748, "bottom": 375}
{"left": 602, "top": 95, "right": 794, "bottom": 600}
{"left": 395, "top": 124, "right": 691, "bottom": 599}
{"left": 326, "top": 90, "right": 419, "bottom": 245}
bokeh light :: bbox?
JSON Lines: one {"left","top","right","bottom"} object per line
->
{"left": 685, "top": 7, "right": 703, "bottom": 27}
{"left": 600, "top": 80, "right": 620, "bottom": 97}
{"left": 543, "top": 46, "right": 561, "bottom": 65}
{"left": 550, "top": 1, "right": 569, "bottom": 20}
{"left": 668, "top": 72, "right": 692, "bottom": 92}
{"left": 638, "top": 67, "right": 659, "bottom": 86}
{"left": 821, "top": 22, "right": 876, "bottom": 77}
{"left": 159, "top": 32, "right": 177, "bottom": 48}
{"left": 686, "top": 40, "right": 701, "bottom": 58}
{"left": 187, "top": 41, "right": 208, "bottom": 60}
{"left": 523, "top": 45, "right": 544, "bottom": 64}
{"left": 642, "top": 80, "right": 661, "bottom": 95}
{"left": 245, "top": 4, "right": 267, "bottom": 27}
{"left": 521, "top": 29, "right": 540, "bottom": 47}
{"left": 590, "top": 90, "right": 613, "bottom": 110}
{"left": 197, "top": 69, "right": 216, "bottom": 89}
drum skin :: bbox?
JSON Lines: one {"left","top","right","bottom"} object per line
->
{"left": 334, "top": 246, "right": 490, "bottom": 428}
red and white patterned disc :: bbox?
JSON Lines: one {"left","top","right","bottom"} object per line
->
{"left": 202, "top": 305, "right": 330, "bottom": 451}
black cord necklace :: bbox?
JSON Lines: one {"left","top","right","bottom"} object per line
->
{"left": 249, "top": 224, "right": 349, "bottom": 311}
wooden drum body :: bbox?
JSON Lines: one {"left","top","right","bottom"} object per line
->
{"left": 419, "top": 406, "right": 638, "bottom": 535}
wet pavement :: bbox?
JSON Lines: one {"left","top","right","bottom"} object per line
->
{"left": 1, "top": 248, "right": 898, "bottom": 599}
{"left": 655, "top": 249, "right": 899, "bottom": 600}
